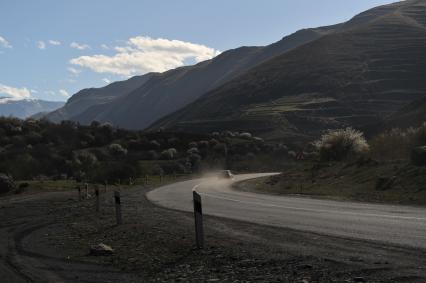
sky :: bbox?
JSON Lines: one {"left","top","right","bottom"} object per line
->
{"left": 0, "top": 0, "right": 399, "bottom": 102}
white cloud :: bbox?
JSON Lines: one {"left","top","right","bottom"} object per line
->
{"left": 59, "top": 89, "right": 70, "bottom": 98}
{"left": 0, "top": 36, "right": 12, "bottom": 48}
{"left": 0, "top": 83, "right": 31, "bottom": 100}
{"left": 68, "top": 67, "right": 82, "bottom": 76}
{"left": 48, "top": 40, "right": 61, "bottom": 46}
{"left": 70, "top": 36, "right": 221, "bottom": 76}
{"left": 102, "top": 78, "right": 111, "bottom": 84}
{"left": 70, "top": 41, "right": 90, "bottom": 50}
{"left": 37, "top": 41, "right": 46, "bottom": 50}
{"left": 101, "top": 44, "right": 110, "bottom": 50}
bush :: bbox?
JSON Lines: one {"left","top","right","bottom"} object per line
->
{"left": 314, "top": 127, "right": 369, "bottom": 161}
{"left": 73, "top": 151, "right": 98, "bottom": 174}
{"left": 370, "top": 123, "right": 426, "bottom": 160}
{"left": 161, "top": 148, "right": 178, "bottom": 160}
{"left": 147, "top": 150, "right": 159, "bottom": 160}
{"left": 0, "top": 173, "right": 15, "bottom": 194}
{"left": 187, "top": 147, "right": 199, "bottom": 155}
{"left": 239, "top": 132, "right": 252, "bottom": 139}
{"left": 108, "top": 143, "right": 127, "bottom": 156}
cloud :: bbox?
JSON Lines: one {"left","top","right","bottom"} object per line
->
{"left": 0, "top": 83, "right": 31, "bottom": 100}
{"left": 59, "top": 89, "right": 70, "bottom": 98}
{"left": 68, "top": 67, "right": 81, "bottom": 76}
{"left": 70, "top": 36, "right": 221, "bottom": 76}
{"left": 70, "top": 41, "right": 90, "bottom": 50}
{"left": 37, "top": 41, "right": 46, "bottom": 50}
{"left": 101, "top": 44, "right": 110, "bottom": 50}
{"left": 102, "top": 78, "right": 111, "bottom": 84}
{"left": 0, "top": 36, "right": 12, "bottom": 48}
{"left": 48, "top": 40, "right": 61, "bottom": 46}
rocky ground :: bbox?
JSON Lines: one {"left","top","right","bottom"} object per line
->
{"left": 0, "top": 180, "right": 425, "bottom": 282}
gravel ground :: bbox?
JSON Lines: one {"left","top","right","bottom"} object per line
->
{"left": 0, "top": 182, "right": 425, "bottom": 282}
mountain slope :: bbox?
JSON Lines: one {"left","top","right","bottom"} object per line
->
{"left": 0, "top": 99, "right": 64, "bottom": 119}
{"left": 63, "top": 23, "right": 340, "bottom": 129}
{"left": 152, "top": 0, "right": 426, "bottom": 140}
{"left": 45, "top": 73, "right": 155, "bottom": 122}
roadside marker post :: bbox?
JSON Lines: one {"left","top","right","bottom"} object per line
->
{"left": 85, "top": 183, "right": 89, "bottom": 199}
{"left": 77, "top": 186, "right": 82, "bottom": 201}
{"left": 95, "top": 188, "right": 100, "bottom": 212}
{"left": 114, "top": 191, "right": 122, "bottom": 225}
{"left": 193, "top": 190, "right": 204, "bottom": 249}
{"left": 145, "top": 175, "right": 149, "bottom": 185}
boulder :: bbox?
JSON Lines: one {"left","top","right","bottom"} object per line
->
{"left": 0, "top": 174, "right": 15, "bottom": 194}
{"left": 89, "top": 243, "right": 114, "bottom": 256}
{"left": 411, "top": 146, "right": 426, "bottom": 166}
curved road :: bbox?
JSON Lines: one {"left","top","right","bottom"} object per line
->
{"left": 147, "top": 173, "right": 426, "bottom": 249}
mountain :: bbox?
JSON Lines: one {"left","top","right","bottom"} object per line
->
{"left": 0, "top": 98, "right": 64, "bottom": 119}
{"left": 386, "top": 96, "right": 426, "bottom": 128}
{"left": 45, "top": 73, "right": 155, "bottom": 122}
{"left": 47, "top": 22, "right": 341, "bottom": 129}
{"left": 152, "top": 0, "right": 426, "bottom": 141}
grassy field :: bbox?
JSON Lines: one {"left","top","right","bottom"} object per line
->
{"left": 234, "top": 160, "right": 426, "bottom": 206}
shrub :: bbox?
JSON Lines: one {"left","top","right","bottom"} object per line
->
{"left": 239, "top": 132, "right": 252, "bottom": 139}
{"left": 147, "top": 150, "right": 159, "bottom": 160}
{"left": 161, "top": 148, "right": 178, "bottom": 160}
{"left": 73, "top": 151, "right": 98, "bottom": 173}
{"left": 188, "top": 142, "right": 198, "bottom": 148}
{"left": 187, "top": 147, "right": 199, "bottom": 155}
{"left": 314, "top": 127, "right": 369, "bottom": 161}
{"left": 108, "top": 143, "right": 127, "bottom": 156}
{"left": 370, "top": 123, "right": 426, "bottom": 160}
{"left": 149, "top": 140, "right": 161, "bottom": 149}
{"left": 0, "top": 173, "right": 15, "bottom": 194}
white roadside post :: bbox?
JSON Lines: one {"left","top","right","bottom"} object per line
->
{"left": 193, "top": 190, "right": 204, "bottom": 249}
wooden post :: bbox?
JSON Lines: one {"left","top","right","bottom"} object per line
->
{"left": 85, "top": 183, "right": 89, "bottom": 199}
{"left": 77, "top": 186, "right": 82, "bottom": 201}
{"left": 193, "top": 190, "right": 204, "bottom": 249}
{"left": 114, "top": 191, "right": 122, "bottom": 225}
{"left": 95, "top": 188, "right": 100, "bottom": 212}
{"left": 145, "top": 175, "right": 148, "bottom": 185}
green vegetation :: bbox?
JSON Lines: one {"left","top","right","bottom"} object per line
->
{"left": 0, "top": 117, "right": 293, "bottom": 192}
{"left": 237, "top": 123, "right": 426, "bottom": 205}
{"left": 314, "top": 127, "right": 369, "bottom": 161}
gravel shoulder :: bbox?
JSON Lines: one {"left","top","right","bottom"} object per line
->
{"left": 0, "top": 182, "right": 425, "bottom": 282}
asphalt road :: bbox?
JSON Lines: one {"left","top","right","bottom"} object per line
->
{"left": 147, "top": 173, "right": 426, "bottom": 249}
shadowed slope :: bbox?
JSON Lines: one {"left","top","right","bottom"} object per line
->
{"left": 151, "top": 0, "right": 426, "bottom": 140}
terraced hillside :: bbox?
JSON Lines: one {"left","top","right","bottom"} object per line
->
{"left": 152, "top": 0, "right": 426, "bottom": 141}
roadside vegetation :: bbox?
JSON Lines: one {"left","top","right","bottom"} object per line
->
{"left": 236, "top": 123, "right": 426, "bottom": 205}
{"left": 0, "top": 117, "right": 296, "bottom": 194}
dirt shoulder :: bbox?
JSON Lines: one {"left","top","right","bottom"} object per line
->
{"left": 234, "top": 160, "right": 426, "bottom": 206}
{"left": 0, "top": 182, "right": 425, "bottom": 282}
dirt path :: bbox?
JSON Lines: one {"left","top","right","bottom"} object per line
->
{"left": 0, "top": 184, "right": 425, "bottom": 282}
